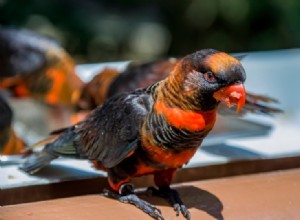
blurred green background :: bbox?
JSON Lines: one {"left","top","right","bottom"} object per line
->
{"left": 0, "top": 0, "right": 299, "bottom": 63}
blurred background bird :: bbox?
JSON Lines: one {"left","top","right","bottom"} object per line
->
{"left": 0, "top": 95, "right": 25, "bottom": 155}
{"left": 0, "top": 27, "right": 83, "bottom": 107}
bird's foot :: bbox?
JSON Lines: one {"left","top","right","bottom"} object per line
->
{"left": 147, "top": 186, "right": 191, "bottom": 220}
{"left": 103, "top": 183, "right": 164, "bottom": 220}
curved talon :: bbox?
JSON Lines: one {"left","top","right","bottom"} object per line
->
{"left": 151, "top": 204, "right": 162, "bottom": 215}
{"left": 174, "top": 203, "right": 180, "bottom": 216}
{"left": 182, "top": 206, "right": 191, "bottom": 220}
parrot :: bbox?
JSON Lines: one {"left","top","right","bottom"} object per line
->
{"left": 77, "top": 59, "right": 177, "bottom": 110}
{"left": 0, "top": 26, "right": 83, "bottom": 107}
{"left": 0, "top": 95, "right": 25, "bottom": 155}
{"left": 20, "top": 49, "right": 248, "bottom": 220}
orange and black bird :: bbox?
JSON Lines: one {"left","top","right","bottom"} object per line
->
{"left": 78, "top": 59, "right": 177, "bottom": 110}
{"left": 20, "top": 49, "right": 247, "bottom": 219}
{"left": 0, "top": 27, "right": 83, "bottom": 107}
{"left": 0, "top": 95, "right": 25, "bottom": 155}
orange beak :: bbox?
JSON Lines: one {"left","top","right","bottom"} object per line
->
{"left": 213, "top": 83, "right": 246, "bottom": 112}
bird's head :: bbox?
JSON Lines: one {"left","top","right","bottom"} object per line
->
{"left": 175, "top": 48, "right": 246, "bottom": 112}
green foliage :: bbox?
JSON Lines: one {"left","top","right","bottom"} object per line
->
{"left": 1, "top": 0, "right": 299, "bottom": 62}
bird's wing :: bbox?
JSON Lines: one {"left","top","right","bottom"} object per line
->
{"left": 47, "top": 89, "right": 152, "bottom": 168}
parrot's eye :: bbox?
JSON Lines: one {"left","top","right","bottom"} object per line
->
{"left": 204, "top": 71, "right": 216, "bottom": 82}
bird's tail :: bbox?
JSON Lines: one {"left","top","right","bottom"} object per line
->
{"left": 243, "top": 93, "right": 283, "bottom": 115}
{"left": 19, "top": 151, "right": 57, "bottom": 174}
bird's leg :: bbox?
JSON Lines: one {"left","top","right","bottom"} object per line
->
{"left": 147, "top": 186, "right": 191, "bottom": 220}
{"left": 149, "top": 169, "right": 191, "bottom": 219}
{"left": 103, "top": 183, "right": 164, "bottom": 220}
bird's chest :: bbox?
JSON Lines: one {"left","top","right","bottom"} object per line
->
{"left": 140, "top": 129, "right": 199, "bottom": 167}
{"left": 134, "top": 146, "right": 198, "bottom": 177}
{"left": 136, "top": 107, "right": 215, "bottom": 175}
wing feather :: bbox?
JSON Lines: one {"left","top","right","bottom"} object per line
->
{"left": 76, "top": 90, "right": 151, "bottom": 168}
{"left": 47, "top": 89, "right": 152, "bottom": 168}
